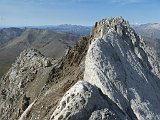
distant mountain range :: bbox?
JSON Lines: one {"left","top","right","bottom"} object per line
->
{"left": 4, "top": 24, "right": 92, "bottom": 36}
{"left": 133, "top": 23, "right": 160, "bottom": 58}
{"left": 3, "top": 23, "right": 160, "bottom": 38}
{"left": 46, "top": 24, "right": 91, "bottom": 35}
{"left": 133, "top": 23, "right": 160, "bottom": 39}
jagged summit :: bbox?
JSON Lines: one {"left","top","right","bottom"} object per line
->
{"left": 91, "top": 16, "right": 132, "bottom": 38}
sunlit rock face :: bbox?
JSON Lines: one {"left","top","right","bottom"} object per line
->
{"left": 84, "top": 17, "right": 160, "bottom": 120}
{"left": 53, "top": 17, "right": 160, "bottom": 120}
{"left": 50, "top": 81, "right": 126, "bottom": 120}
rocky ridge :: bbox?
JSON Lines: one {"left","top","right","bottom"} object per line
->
{"left": 53, "top": 17, "right": 160, "bottom": 119}
{"left": 1, "top": 17, "right": 160, "bottom": 120}
{"left": 0, "top": 36, "right": 89, "bottom": 120}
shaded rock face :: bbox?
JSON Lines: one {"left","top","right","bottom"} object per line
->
{"left": 1, "top": 17, "right": 160, "bottom": 120}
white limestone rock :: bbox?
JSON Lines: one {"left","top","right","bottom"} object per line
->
{"left": 50, "top": 80, "right": 107, "bottom": 120}
{"left": 89, "top": 108, "right": 118, "bottom": 120}
{"left": 84, "top": 17, "right": 160, "bottom": 120}
{"left": 50, "top": 81, "right": 127, "bottom": 120}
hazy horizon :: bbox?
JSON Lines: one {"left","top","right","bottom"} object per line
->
{"left": 0, "top": 0, "right": 160, "bottom": 26}
{"left": 1, "top": 22, "right": 160, "bottom": 28}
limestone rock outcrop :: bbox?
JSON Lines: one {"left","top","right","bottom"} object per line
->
{"left": 50, "top": 81, "right": 126, "bottom": 120}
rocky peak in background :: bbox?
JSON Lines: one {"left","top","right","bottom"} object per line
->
{"left": 1, "top": 17, "right": 160, "bottom": 120}
{"left": 0, "top": 48, "right": 54, "bottom": 119}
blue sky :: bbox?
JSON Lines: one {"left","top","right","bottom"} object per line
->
{"left": 0, "top": 0, "right": 159, "bottom": 26}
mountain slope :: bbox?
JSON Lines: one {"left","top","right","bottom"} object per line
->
{"left": 133, "top": 23, "right": 160, "bottom": 59}
{"left": 0, "top": 27, "right": 24, "bottom": 46}
{"left": 0, "top": 28, "right": 79, "bottom": 78}
{"left": 133, "top": 23, "right": 160, "bottom": 39}
{"left": 19, "top": 24, "right": 91, "bottom": 36}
